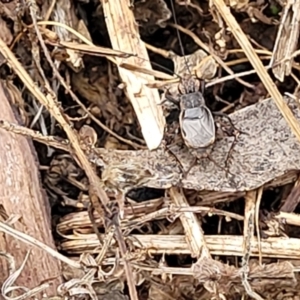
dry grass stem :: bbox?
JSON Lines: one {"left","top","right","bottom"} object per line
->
{"left": 101, "top": 0, "right": 165, "bottom": 150}
{"left": 212, "top": 0, "right": 300, "bottom": 144}
{"left": 242, "top": 191, "right": 264, "bottom": 300}
{"left": 0, "top": 38, "right": 110, "bottom": 211}
{"left": 271, "top": 0, "right": 300, "bottom": 81}
{"left": 0, "top": 221, "right": 81, "bottom": 269}
{"left": 1, "top": 1, "right": 300, "bottom": 298}
{"left": 60, "top": 233, "right": 300, "bottom": 259}
{"left": 170, "top": 23, "right": 255, "bottom": 89}
{"left": 169, "top": 187, "right": 210, "bottom": 259}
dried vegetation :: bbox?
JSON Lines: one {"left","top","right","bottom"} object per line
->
{"left": 1, "top": 0, "right": 300, "bottom": 299}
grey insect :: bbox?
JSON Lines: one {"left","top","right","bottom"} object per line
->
{"left": 165, "top": 75, "right": 216, "bottom": 151}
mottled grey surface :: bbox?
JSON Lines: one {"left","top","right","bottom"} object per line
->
{"left": 90, "top": 97, "right": 300, "bottom": 192}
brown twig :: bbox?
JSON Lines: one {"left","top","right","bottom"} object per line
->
{"left": 111, "top": 213, "right": 139, "bottom": 300}
{"left": 0, "top": 119, "right": 70, "bottom": 152}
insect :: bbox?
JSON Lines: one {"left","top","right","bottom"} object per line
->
{"left": 159, "top": 1, "right": 243, "bottom": 177}
{"left": 167, "top": 75, "right": 215, "bottom": 150}
{"left": 162, "top": 74, "right": 221, "bottom": 177}
{"left": 157, "top": 4, "right": 218, "bottom": 175}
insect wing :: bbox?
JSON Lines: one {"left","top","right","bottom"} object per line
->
{"left": 180, "top": 106, "right": 215, "bottom": 149}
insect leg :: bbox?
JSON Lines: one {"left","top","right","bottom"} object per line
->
{"left": 160, "top": 94, "right": 180, "bottom": 106}
{"left": 206, "top": 152, "right": 234, "bottom": 176}
{"left": 162, "top": 139, "right": 198, "bottom": 180}
{"left": 212, "top": 111, "right": 246, "bottom": 173}
{"left": 212, "top": 111, "right": 248, "bottom": 136}
{"left": 182, "top": 156, "right": 198, "bottom": 179}
{"left": 223, "top": 132, "right": 240, "bottom": 171}
{"left": 200, "top": 80, "right": 205, "bottom": 94}
{"left": 165, "top": 145, "right": 187, "bottom": 182}
{"left": 193, "top": 144, "right": 234, "bottom": 177}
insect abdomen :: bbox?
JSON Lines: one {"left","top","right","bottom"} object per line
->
{"left": 180, "top": 107, "right": 215, "bottom": 148}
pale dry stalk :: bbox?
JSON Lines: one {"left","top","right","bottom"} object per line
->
{"left": 101, "top": 0, "right": 165, "bottom": 150}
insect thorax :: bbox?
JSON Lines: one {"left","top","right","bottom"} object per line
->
{"left": 180, "top": 92, "right": 206, "bottom": 110}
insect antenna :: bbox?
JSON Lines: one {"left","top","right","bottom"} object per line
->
{"left": 120, "top": 45, "right": 184, "bottom": 81}
{"left": 169, "top": 0, "right": 191, "bottom": 76}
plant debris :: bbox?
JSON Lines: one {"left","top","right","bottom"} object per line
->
{"left": 1, "top": 0, "right": 300, "bottom": 299}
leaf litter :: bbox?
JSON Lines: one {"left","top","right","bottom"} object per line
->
{"left": 1, "top": 0, "right": 300, "bottom": 299}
